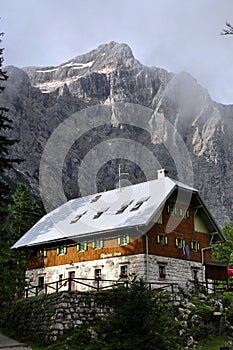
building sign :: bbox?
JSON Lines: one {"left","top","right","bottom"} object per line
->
{"left": 100, "top": 252, "right": 122, "bottom": 259}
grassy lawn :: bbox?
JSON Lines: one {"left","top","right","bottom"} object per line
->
{"left": 198, "top": 336, "right": 232, "bottom": 350}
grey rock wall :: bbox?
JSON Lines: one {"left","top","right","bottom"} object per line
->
{"left": 1, "top": 41, "right": 232, "bottom": 226}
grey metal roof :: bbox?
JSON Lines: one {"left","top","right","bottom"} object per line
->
{"left": 11, "top": 176, "right": 224, "bottom": 248}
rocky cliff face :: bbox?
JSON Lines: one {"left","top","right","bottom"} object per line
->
{"left": 1, "top": 41, "right": 232, "bottom": 226}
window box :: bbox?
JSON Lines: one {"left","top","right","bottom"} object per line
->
{"left": 158, "top": 265, "right": 166, "bottom": 279}
{"left": 94, "top": 268, "right": 102, "bottom": 280}
{"left": 159, "top": 272, "right": 166, "bottom": 279}
{"left": 120, "top": 273, "right": 128, "bottom": 278}
{"left": 95, "top": 275, "right": 102, "bottom": 280}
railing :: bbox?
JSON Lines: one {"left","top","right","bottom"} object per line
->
{"left": 188, "top": 279, "right": 231, "bottom": 294}
{"left": 25, "top": 277, "right": 128, "bottom": 298}
{"left": 25, "top": 277, "right": 178, "bottom": 298}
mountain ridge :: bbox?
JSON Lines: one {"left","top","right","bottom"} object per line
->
{"left": 1, "top": 41, "right": 232, "bottom": 226}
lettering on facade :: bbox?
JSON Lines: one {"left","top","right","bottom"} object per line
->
{"left": 100, "top": 252, "right": 122, "bottom": 259}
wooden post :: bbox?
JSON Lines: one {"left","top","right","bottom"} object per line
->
{"left": 96, "top": 279, "right": 100, "bottom": 291}
{"left": 56, "top": 281, "right": 59, "bottom": 293}
{"left": 68, "top": 276, "right": 72, "bottom": 291}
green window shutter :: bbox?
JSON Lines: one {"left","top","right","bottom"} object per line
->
{"left": 56, "top": 247, "right": 60, "bottom": 255}
{"left": 43, "top": 248, "right": 47, "bottom": 257}
{"left": 190, "top": 241, "right": 194, "bottom": 250}
{"left": 168, "top": 205, "right": 170, "bottom": 214}
{"left": 126, "top": 235, "right": 130, "bottom": 244}
{"left": 63, "top": 245, "right": 67, "bottom": 254}
{"left": 174, "top": 207, "right": 177, "bottom": 215}
{"left": 186, "top": 210, "right": 190, "bottom": 219}
{"left": 157, "top": 235, "right": 160, "bottom": 244}
{"left": 92, "top": 241, "right": 96, "bottom": 249}
{"left": 182, "top": 239, "right": 186, "bottom": 247}
{"left": 118, "top": 237, "right": 121, "bottom": 246}
{"left": 175, "top": 238, "right": 178, "bottom": 247}
{"left": 179, "top": 208, "right": 183, "bottom": 217}
{"left": 100, "top": 239, "right": 104, "bottom": 248}
{"left": 84, "top": 242, "right": 88, "bottom": 251}
{"left": 197, "top": 243, "right": 200, "bottom": 251}
{"left": 165, "top": 236, "right": 168, "bottom": 245}
{"left": 77, "top": 243, "right": 80, "bottom": 252}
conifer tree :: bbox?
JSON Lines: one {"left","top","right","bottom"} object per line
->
{"left": 0, "top": 32, "right": 20, "bottom": 217}
{"left": 0, "top": 184, "right": 45, "bottom": 304}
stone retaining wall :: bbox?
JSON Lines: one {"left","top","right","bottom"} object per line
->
{"left": 1, "top": 291, "right": 108, "bottom": 344}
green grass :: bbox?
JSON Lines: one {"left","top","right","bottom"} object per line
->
{"left": 198, "top": 335, "right": 232, "bottom": 350}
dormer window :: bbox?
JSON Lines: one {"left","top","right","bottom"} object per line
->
{"left": 90, "top": 194, "right": 102, "bottom": 203}
{"left": 93, "top": 207, "right": 109, "bottom": 219}
{"left": 70, "top": 211, "right": 87, "bottom": 224}
{"left": 116, "top": 200, "right": 133, "bottom": 214}
{"left": 130, "top": 196, "right": 150, "bottom": 211}
{"left": 93, "top": 211, "right": 104, "bottom": 219}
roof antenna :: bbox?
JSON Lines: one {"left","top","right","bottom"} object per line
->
{"left": 118, "top": 164, "right": 129, "bottom": 191}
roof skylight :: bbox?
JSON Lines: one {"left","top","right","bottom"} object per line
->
{"left": 130, "top": 196, "right": 150, "bottom": 211}
{"left": 70, "top": 211, "right": 87, "bottom": 224}
{"left": 90, "top": 194, "right": 102, "bottom": 203}
{"left": 116, "top": 200, "right": 134, "bottom": 214}
{"left": 93, "top": 207, "right": 109, "bottom": 220}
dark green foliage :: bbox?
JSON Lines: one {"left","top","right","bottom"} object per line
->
{"left": 48, "top": 278, "right": 184, "bottom": 350}
{"left": 0, "top": 184, "right": 45, "bottom": 305}
{"left": 212, "top": 220, "right": 233, "bottom": 264}
{"left": 0, "top": 32, "right": 21, "bottom": 218}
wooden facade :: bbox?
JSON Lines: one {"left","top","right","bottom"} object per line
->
{"left": 26, "top": 199, "right": 212, "bottom": 271}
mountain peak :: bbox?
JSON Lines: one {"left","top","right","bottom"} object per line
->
{"left": 23, "top": 42, "right": 138, "bottom": 93}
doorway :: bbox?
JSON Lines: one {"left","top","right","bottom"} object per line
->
{"left": 68, "top": 271, "right": 75, "bottom": 291}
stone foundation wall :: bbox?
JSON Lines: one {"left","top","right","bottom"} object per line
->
{"left": 2, "top": 291, "right": 108, "bottom": 344}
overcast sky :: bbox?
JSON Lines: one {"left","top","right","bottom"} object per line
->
{"left": 1, "top": 0, "right": 233, "bottom": 104}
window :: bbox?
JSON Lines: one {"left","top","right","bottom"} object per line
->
{"left": 156, "top": 234, "right": 168, "bottom": 246}
{"left": 118, "top": 234, "right": 130, "bottom": 246}
{"left": 37, "top": 248, "right": 47, "bottom": 258}
{"left": 130, "top": 196, "right": 150, "bottom": 211}
{"left": 159, "top": 265, "right": 166, "bottom": 279}
{"left": 120, "top": 265, "right": 128, "bottom": 278}
{"left": 77, "top": 242, "right": 88, "bottom": 252}
{"left": 94, "top": 268, "right": 102, "bottom": 280}
{"left": 38, "top": 276, "right": 44, "bottom": 288}
{"left": 168, "top": 205, "right": 177, "bottom": 215}
{"left": 93, "top": 207, "right": 109, "bottom": 219}
{"left": 190, "top": 241, "right": 200, "bottom": 252}
{"left": 56, "top": 245, "right": 67, "bottom": 255}
{"left": 70, "top": 211, "right": 87, "bottom": 224}
{"left": 175, "top": 238, "right": 186, "bottom": 249}
{"left": 116, "top": 200, "right": 133, "bottom": 214}
{"left": 192, "top": 269, "right": 199, "bottom": 281}
{"left": 92, "top": 238, "right": 104, "bottom": 249}
{"left": 59, "top": 274, "right": 64, "bottom": 286}
{"left": 93, "top": 211, "right": 104, "bottom": 219}
{"left": 90, "top": 194, "right": 102, "bottom": 203}
{"left": 179, "top": 208, "right": 190, "bottom": 219}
